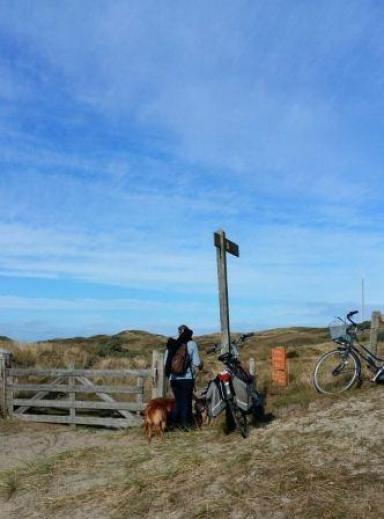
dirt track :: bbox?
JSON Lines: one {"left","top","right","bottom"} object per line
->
{"left": 0, "top": 424, "right": 116, "bottom": 472}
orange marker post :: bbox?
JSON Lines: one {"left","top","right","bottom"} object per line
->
{"left": 271, "top": 347, "right": 288, "bottom": 387}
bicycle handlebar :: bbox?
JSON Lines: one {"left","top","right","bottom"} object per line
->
{"left": 206, "top": 332, "right": 254, "bottom": 355}
{"left": 346, "top": 310, "right": 359, "bottom": 325}
{"left": 234, "top": 332, "right": 254, "bottom": 346}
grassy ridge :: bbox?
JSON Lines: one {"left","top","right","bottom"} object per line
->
{"left": 0, "top": 326, "right": 330, "bottom": 368}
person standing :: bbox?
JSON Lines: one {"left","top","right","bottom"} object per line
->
{"left": 164, "top": 325, "right": 201, "bottom": 430}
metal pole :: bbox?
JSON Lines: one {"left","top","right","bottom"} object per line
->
{"left": 216, "top": 229, "right": 231, "bottom": 354}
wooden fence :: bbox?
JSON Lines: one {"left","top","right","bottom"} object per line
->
{"left": 0, "top": 350, "right": 165, "bottom": 429}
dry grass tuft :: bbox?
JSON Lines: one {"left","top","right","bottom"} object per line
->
{"left": 0, "top": 469, "right": 19, "bottom": 500}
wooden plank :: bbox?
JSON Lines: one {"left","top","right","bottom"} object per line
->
{"left": 12, "top": 399, "right": 145, "bottom": 411}
{"left": 15, "top": 414, "right": 138, "bottom": 428}
{"left": 12, "top": 376, "right": 63, "bottom": 415}
{"left": 370, "top": 311, "right": 381, "bottom": 356}
{"left": 76, "top": 376, "right": 141, "bottom": 424}
{"left": 214, "top": 232, "right": 239, "bottom": 257}
{"left": 8, "top": 368, "right": 151, "bottom": 378}
{"left": 7, "top": 374, "right": 13, "bottom": 417}
{"left": 226, "top": 239, "right": 239, "bottom": 257}
{"left": 136, "top": 377, "right": 144, "bottom": 415}
{"left": 151, "top": 350, "right": 165, "bottom": 399}
{"left": 8, "top": 383, "right": 142, "bottom": 394}
{"left": 151, "top": 349, "right": 158, "bottom": 399}
{"left": 69, "top": 372, "right": 76, "bottom": 429}
{"left": 0, "top": 355, "right": 7, "bottom": 418}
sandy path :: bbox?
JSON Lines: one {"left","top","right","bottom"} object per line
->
{"left": 0, "top": 423, "right": 121, "bottom": 471}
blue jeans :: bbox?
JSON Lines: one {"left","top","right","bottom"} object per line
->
{"left": 170, "top": 379, "right": 194, "bottom": 428}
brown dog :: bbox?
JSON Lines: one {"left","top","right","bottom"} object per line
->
{"left": 143, "top": 398, "right": 174, "bottom": 443}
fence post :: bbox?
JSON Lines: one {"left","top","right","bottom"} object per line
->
{"left": 68, "top": 363, "right": 76, "bottom": 429}
{"left": 136, "top": 376, "right": 144, "bottom": 414}
{"left": 0, "top": 350, "right": 11, "bottom": 419}
{"left": 370, "top": 311, "right": 381, "bottom": 356}
{"left": 248, "top": 357, "right": 257, "bottom": 388}
{"left": 248, "top": 357, "right": 255, "bottom": 376}
{"left": 151, "top": 350, "right": 165, "bottom": 399}
{"left": 7, "top": 372, "right": 13, "bottom": 418}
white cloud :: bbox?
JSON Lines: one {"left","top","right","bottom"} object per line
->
{"left": 0, "top": 295, "right": 196, "bottom": 312}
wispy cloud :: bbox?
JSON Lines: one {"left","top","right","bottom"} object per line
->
{"left": 0, "top": 1, "right": 383, "bottom": 339}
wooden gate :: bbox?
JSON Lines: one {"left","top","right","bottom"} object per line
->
{"left": 0, "top": 350, "right": 166, "bottom": 429}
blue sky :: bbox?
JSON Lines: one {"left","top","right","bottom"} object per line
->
{"left": 1, "top": 0, "right": 384, "bottom": 340}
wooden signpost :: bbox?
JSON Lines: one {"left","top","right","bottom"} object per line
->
{"left": 214, "top": 229, "right": 239, "bottom": 354}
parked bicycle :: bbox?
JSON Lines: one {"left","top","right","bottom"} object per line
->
{"left": 198, "top": 334, "right": 265, "bottom": 438}
{"left": 312, "top": 310, "right": 384, "bottom": 395}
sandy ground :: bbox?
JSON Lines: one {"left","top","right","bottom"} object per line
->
{"left": 0, "top": 423, "right": 118, "bottom": 471}
{"left": 0, "top": 387, "right": 383, "bottom": 518}
{"left": 0, "top": 423, "right": 135, "bottom": 519}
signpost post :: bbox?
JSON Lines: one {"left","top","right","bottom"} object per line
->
{"left": 214, "top": 229, "right": 239, "bottom": 354}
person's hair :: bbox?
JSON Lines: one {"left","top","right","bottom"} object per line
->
{"left": 177, "top": 325, "right": 193, "bottom": 344}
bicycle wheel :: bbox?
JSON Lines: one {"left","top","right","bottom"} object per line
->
{"left": 312, "top": 349, "right": 361, "bottom": 395}
{"left": 226, "top": 400, "right": 249, "bottom": 438}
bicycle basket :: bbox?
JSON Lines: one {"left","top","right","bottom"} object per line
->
{"left": 329, "top": 320, "right": 347, "bottom": 340}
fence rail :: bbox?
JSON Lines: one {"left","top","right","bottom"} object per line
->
{"left": 7, "top": 368, "right": 151, "bottom": 377}
{"left": 15, "top": 415, "right": 137, "bottom": 428}
{"left": 11, "top": 399, "right": 145, "bottom": 411}
{"left": 0, "top": 350, "right": 166, "bottom": 429}
{"left": 7, "top": 383, "right": 142, "bottom": 394}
